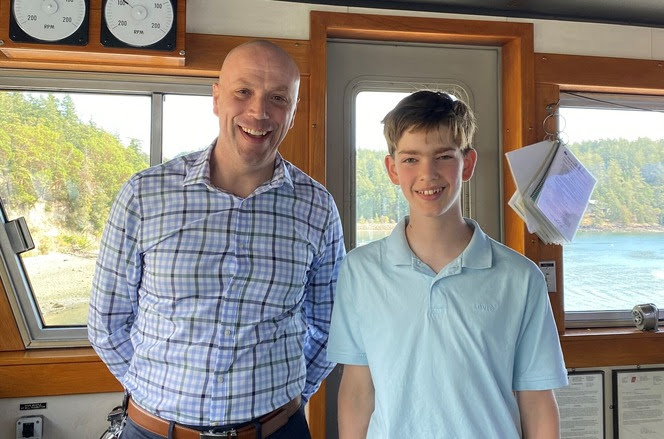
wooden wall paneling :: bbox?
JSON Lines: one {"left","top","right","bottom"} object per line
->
{"left": 0, "top": 281, "right": 24, "bottom": 351}
{"left": 536, "top": 53, "right": 664, "bottom": 94}
{"left": 562, "top": 329, "right": 664, "bottom": 368}
{"left": 0, "top": 32, "right": 311, "bottom": 79}
{"left": 280, "top": 76, "right": 311, "bottom": 174}
{"left": 533, "top": 83, "right": 565, "bottom": 334}
{"left": 0, "top": 362, "right": 121, "bottom": 398}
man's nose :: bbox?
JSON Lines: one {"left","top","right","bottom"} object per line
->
{"left": 248, "top": 96, "right": 269, "bottom": 120}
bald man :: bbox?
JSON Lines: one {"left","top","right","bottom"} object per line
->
{"left": 90, "top": 40, "right": 346, "bottom": 439}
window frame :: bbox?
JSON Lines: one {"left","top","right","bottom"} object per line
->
{"left": 0, "top": 69, "right": 214, "bottom": 347}
{"left": 556, "top": 91, "right": 664, "bottom": 327}
{"left": 327, "top": 79, "right": 476, "bottom": 250}
{"left": 534, "top": 53, "right": 664, "bottom": 368}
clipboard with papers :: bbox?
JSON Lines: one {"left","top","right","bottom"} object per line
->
{"left": 506, "top": 140, "right": 597, "bottom": 245}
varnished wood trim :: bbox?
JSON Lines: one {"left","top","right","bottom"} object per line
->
{"left": 532, "top": 83, "right": 565, "bottom": 334}
{"left": 0, "top": 33, "right": 311, "bottom": 78}
{"left": 562, "top": 329, "right": 664, "bottom": 368}
{"left": 536, "top": 53, "right": 664, "bottom": 94}
{"left": 307, "top": 381, "right": 326, "bottom": 439}
{"left": 0, "top": 362, "right": 121, "bottom": 398}
{"left": 0, "top": 281, "right": 24, "bottom": 351}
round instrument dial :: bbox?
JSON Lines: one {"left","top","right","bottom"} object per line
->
{"left": 102, "top": 0, "right": 175, "bottom": 48}
{"left": 11, "top": 0, "right": 88, "bottom": 43}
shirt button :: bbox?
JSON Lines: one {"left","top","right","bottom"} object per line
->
{"left": 217, "top": 376, "right": 224, "bottom": 383}
{"left": 225, "top": 329, "right": 231, "bottom": 337}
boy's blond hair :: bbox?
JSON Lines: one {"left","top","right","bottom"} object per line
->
{"left": 382, "top": 91, "right": 476, "bottom": 156}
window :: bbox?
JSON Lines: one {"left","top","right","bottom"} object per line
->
{"left": 0, "top": 70, "right": 216, "bottom": 346}
{"left": 354, "top": 90, "right": 473, "bottom": 247}
{"left": 559, "top": 92, "right": 664, "bottom": 327}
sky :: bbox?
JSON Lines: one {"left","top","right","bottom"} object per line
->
{"left": 355, "top": 91, "right": 664, "bottom": 152}
{"left": 42, "top": 90, "right": 664, "bottom": 160}
{"left": 52, "top": 92, "right": 218, "bottom": 160}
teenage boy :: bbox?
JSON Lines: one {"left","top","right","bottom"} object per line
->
{"left": 327, "top": 90, "right": 568, "bottom": 438}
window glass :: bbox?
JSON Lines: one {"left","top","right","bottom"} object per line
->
{"left": 355, "top": 91, "right": 410, "bottom": 247}
{"left": 559, "top": 104, "right": 664, "bottom": 314}
{"left": 0, "top": 91, "right": 150, "bottom": 326}
{"left": 162, "top": 94, "right": 217, "bottom": 162}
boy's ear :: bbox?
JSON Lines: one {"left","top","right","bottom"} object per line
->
{"left": 462, "top": 149, "right": 478, "bottom": 181}
{"left": 385, "top": 154, "right": 400, "bottom": 185}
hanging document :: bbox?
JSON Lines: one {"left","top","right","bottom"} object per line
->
{"left": 506, "top": 140, "right": 597, "bottom": 245}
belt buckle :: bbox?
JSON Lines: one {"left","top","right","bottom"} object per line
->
{"left": 200, "top": 429, "right": 237, "bottom": 438}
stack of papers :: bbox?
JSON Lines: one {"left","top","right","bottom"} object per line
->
{"left": 506, "top": 140, "right": 597, "bottom": 245}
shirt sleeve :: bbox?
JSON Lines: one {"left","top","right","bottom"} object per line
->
{"left": 326, "top": 256, "right": 369, "bottom": 366}
{"left": 513, "top": 271, "right": 569, "bottom": 391}
{"left": 301, "top": 194, "right": 346, "bottom": 401}
{"left": 88, "top": 178, "right": 142, "bottom": 383}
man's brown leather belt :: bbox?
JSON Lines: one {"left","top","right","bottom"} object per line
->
{"left": 127, "top": 396, "right": 301, "bottom": 439}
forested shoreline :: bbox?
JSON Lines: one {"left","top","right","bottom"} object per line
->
{"left": 356, "top": 139, "right": 664, "bottom": 230}
{"left": 1, "top": 92, "right": 663, "bottom": 259}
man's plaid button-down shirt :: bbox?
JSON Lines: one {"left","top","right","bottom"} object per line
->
{"left": 89, "top": 144, "right": 345, "bottom": 425}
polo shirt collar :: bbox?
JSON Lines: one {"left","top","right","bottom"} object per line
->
{"left": 385, "top": 216, "right": 493, "bottom": 270}
{"left": 182, "top": 141, "right": 294, "bottom": 192}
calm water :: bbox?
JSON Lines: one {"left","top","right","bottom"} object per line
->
{"left": 357, "top": 229, "right": 664, "bottom": 311}
{"left": 564, "top": 232, "right": 664, "bottom": 311}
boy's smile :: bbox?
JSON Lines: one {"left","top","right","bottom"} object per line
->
{"left": 385, "top": 126, "right": 477, "bottom": 221}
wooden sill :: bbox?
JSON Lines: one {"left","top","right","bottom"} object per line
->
{"left": 0, "top": 348, "right": 122, "bottom": 398}
{"left": 561, "top": 327, "right": 664, "bottom": 368}
{"left": 3, "top": 327, "right": 664, "bottom": 398}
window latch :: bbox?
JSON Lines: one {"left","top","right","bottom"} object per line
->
{"left": 4, "top": 217, "right": 35, "bottom": 254}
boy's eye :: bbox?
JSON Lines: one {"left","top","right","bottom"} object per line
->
{"left": 402, "top": 157, "right": 417, "bottom": 163}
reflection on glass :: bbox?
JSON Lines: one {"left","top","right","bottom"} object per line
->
{"left": 0, "top": 91, "right": 150, "bottom": 326}
{"left": 560, "top": 107, "right": 664, "bottom": 312}
{"left": 162, "top": 94, "right": 218, "bottom": 162}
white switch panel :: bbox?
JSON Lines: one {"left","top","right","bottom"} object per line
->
{"left": 538, "top": 261, "right": 557, "bottom": 293}
{"left": 16, "top": 416, "right": 43, "bottom": 439}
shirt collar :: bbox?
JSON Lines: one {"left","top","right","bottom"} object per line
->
{"left": 182, "top": 141, "right": 294, "bottom": 193}
{"left": 385, "top": 216, "right": 493, "bottom": 270}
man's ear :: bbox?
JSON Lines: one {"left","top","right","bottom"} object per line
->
{"left": 288, "top": 98, "right": 300, "bottom": 130}
{"left": 462, "top": 148, "right": 478, "bottom": 181}
{"left": 212, "top": 82, "right": 220, "bottom": 117}
{"left": 385, "top": 154, "right": 400, "bottom": 185}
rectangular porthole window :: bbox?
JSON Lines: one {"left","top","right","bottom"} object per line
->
{"left": 559, "top": 92, "right": 664, "bottom": 327}
{"left": 0, "top": 71, "right": 214, "bottom": 346}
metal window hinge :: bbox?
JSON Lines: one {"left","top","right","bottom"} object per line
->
{"left": 4, "top": 217, "right": 35, "bottom": 254}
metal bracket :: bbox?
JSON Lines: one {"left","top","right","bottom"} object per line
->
{"left": 4, "top": 217, "right": 35, "bottom": 254}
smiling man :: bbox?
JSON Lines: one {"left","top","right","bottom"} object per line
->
{"left": 89, "top": 40, "right": 346, "bottom": 439}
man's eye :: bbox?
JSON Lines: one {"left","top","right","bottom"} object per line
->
{"left": 403, "top": 158, "right": 416, "bottom": 163}
{"left": 272, "top": 95, "right": 288, "bottom": 103}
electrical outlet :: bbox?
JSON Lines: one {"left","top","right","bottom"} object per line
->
{"left": 16, "top": 416, "right": 43, "bottom": 439}
{"left": 538, "top": 261, "right": 557, "bottom": 293}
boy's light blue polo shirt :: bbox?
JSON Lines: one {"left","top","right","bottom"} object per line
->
{"left": 328, "top": 218, "right": 568, "bottom": 438}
